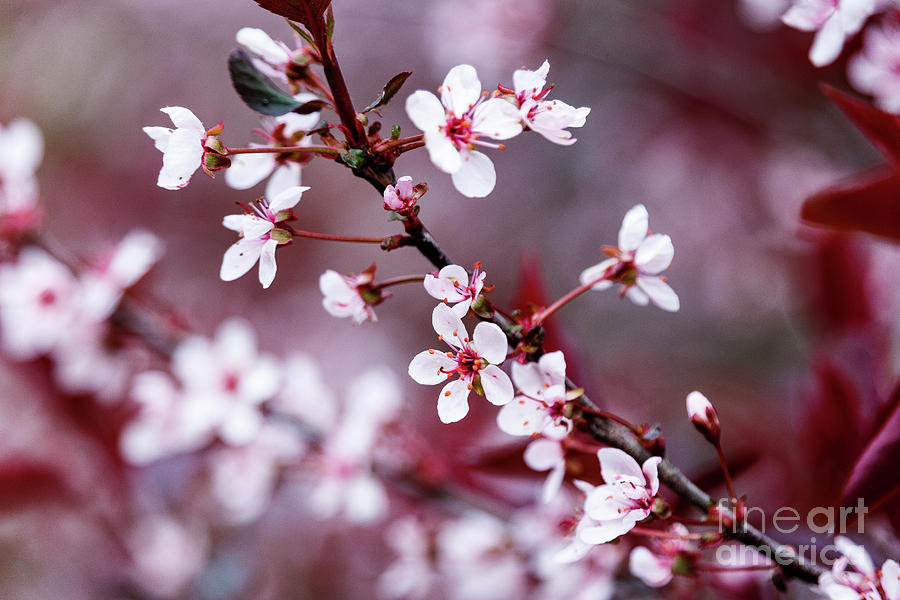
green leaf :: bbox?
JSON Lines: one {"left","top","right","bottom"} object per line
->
{"left": 362, "top": 72, "right": 412, "bottom": 113}
{"left": 253, "top": 0, "right": 332, "bottom": 30}
{"left": 228, "top": 49, "right": 302, "bottom": 116}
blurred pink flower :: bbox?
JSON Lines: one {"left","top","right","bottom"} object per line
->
{"left": 579, "top": 204, "right": 679, "bottom": 312}
{"left": 781, "top": 0, "right": 876, "bottom": 66}
{"left": 628, "top": 524, "right": 694, "bottom": 588}
{"left": 125, "top": 514, "right": 208, "bottom": 598}
{"left": 0, "top": 117, "right": 43, "bottom": 219}
{"left": 848, "top": 20, "right": 900, "bottom": 113}
{"left": 405, "top": 64, "right": 522, "bottom": 197}
{"left": 524, "top": 437, "right": 567, "bottom": 503}
{"left": 319, "top": 267, "right": 379, "bottom": 324}
{"left": 408, "top": 303, "right": 512, "bottom": 423}
{"left": 818, "top": 536, "right": 900, "bottom": 599}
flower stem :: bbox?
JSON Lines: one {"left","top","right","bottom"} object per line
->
{"left": 227, "top": 145, "right": 340, "bottom": 157}
{"left": 397, "top": 140, "right": 426, "bottom": 154}
{"left": 374, "top": 134, "right": 424, "bottom": 151}
{"left": 289, "top": 229, "right": 385, "bottom": 244}
{"left": 376, "top": 274, "right": 425, "bottom": 289}
{"left": 715, "top": 443, "right": 738, "bottom": 503}
{"left": 533, "top": 273, "right": 608, "bottom": 325}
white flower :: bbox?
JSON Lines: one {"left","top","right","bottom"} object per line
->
{"left": 125, "top": 514, "right": 207, "bottom": 598}
{"left": 172, "top": 318, "right": 282, "bottom": 446}
{"left": 423, "top": 263, "right": 486, "bottom": 317}
{"left": 0, "top": 117, "right": 43, "bottom": 218}
{"left": 579, "top": 204, "right": 679, "bottom": 312}
{"left": 220, "top": 185, "right": 308, "bottom": 288}
{"left": 377, "top": 518, "right": 436, "bottom": 600}
{"left": 848, "top": 20, "right": 900, "bottom": 113}
{"left": 224, "top": 105, "right": 321, "bottom": 198}
{"left": 818, "top": 536, "right": 900, "bottom": 600}
{"left": 579, "top": 448, "right": 662, "bottom": 544}
{"left": 319, "top": 266, "right": 379, "bottom": 324}
{"left": 236, "top": 27, "right": 294, "bottom": 80}
{"left": 271, "top": 353, "right": 338, "bottom": 433}
{"left": 781, "top": 0, "right": 876, "bottom": 67}
{"left": 0, "top": 247, "right": 78, "bottom": 359}
{"left": 509, "top": 60, "right": 590, "bottom": 145}
{"left": 405, "top": 64, "right": 523, "bottom": 197}
{"left": 524, "top": 438, "right": 568, "bottom": 503}
{"left": 143, "top": 107, "right": 216, "bottom": 190}
{"left": 497, "top": 350, "right": 572, "bottom": 440}
{"left": 408, "top": 303, "right": 513, "bottom": 423}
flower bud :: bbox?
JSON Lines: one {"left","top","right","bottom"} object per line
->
{"left": 686, "top": 391, "right": 720, "bottom": 444}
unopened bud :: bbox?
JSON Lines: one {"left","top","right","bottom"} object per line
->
{"left": 686, "top": 391, "right": 720, "bottom": 444}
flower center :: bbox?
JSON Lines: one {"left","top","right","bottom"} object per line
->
{"left": 442, "top": 115, "right": 475, "bottom": 150}
{"left": 38, "top": 289, "right": 57, "bottom": 306}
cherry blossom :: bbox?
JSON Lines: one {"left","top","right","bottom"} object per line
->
{"left": 579, "top": 448, "right": 662, "bottom": 544}
{"left": 497, "top": 350, "right": 572, "bottom": 439}
{"left": 524, "top": 437, "right": 568, "bottom": 503}
{"left": 125, "top": 514, "right": 208, "bottom": 598}
{"left": 383, "top": 175, "right": 427, "bottom": 213}
{"left": 236, "top": 27, "right": 294, "bottom": 80}
{"left": 0, "top": 247, "right": 78, "bottom": 359}
{"left": 224, "top": 106, "right": 321, "bottom": 199}
{"left": 848, "top": 20, "right": 900, "bottom": 113}
{"left": 781, "top": 0, "right": 876, "bottom": 67}
{"left": 818, "top": 536, "right": 900, "bottom": 600}
{"left": 405, "top": 64, "right": 523, "bottom": 197}
{"left": 143, "top": 107, "right": 224, "bottom": 190}
{"left": 0, "top": 117, "right": 43, "bottom": 221}
{"left": 220, "top": 185, "right": 308, "bottom": 288}
{"left": 377, "top": 517, "right": 436, "bottom": 600}
{"left": 505, "top": 60, "right": 590, "bottom": 145}
{"left": 271, "top": 353, "right": 338, "bottom": 433}
{"left": 319, "top": 265, "right": 381, "bottom": 324}
{"left": 171, "top": 318, "right": 282, "bottom": 446}
{"left": 424, "top": 263, "right": 486, "bottom": 317}
{"left": 408, "top": 303, "right": 513, "bottom": 423}
{"left": 629, "top": 524, "right": 695, "bottom": 587}
{"left": 579, "top": 203, "right": 679, "bottom": 312}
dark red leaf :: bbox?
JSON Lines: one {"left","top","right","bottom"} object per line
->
{"left": 801, "top": 168, "right": 900, "bottom": 241}
{"left": 0, "top": 460, "right": 70, "bottom": 511}
{"left": 840, "top": 380, "right": 900, "bottom": 512}
{"left": 822, "top": 85, "right": 900, "bottom": 168}
{"left": 252, "top": 0, "right": 331, "bottom": 32}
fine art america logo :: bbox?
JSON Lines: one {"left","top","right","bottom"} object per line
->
{"left": 714, "top": 498, "right": 870, "bottom": 567}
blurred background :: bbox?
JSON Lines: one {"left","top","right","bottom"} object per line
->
{"left": 0, "top": 0, "right": 898, "bottom": 598}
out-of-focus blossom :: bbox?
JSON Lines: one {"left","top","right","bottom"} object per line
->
{"left": 224, "top": 106, "right": 320, "bottom": 199}
{"left": 408, "top": 303, "right": 513, "bottom": 423}
{"left": 171, "top": 318, "right": 281, "bottom": 446}
{"left": 629, "top": 524, "right": 695, "bottom": 587}
{"left": 319, "top": 265, "right": 381, "bottom": 324}
{"left": 781, "top": 0, "right": 876, "bottom": 67}
{"left": 220, "top": 186, "right": 308, "bottom": 288}
{"left": 580, "top": 448, "right": 662, "bottom": 544}
{"left": 424, "top": 263, "right": 486, "bottom": 317}
{"left": 143, "top": 107, "right": 222, "bottom": 190}
{"left": 579, "top": 203, "right": 679, "bottom": 312}
{"left": 0, "top": 117, "right": 43, "bottom": 223}
{"left": 818, "top": 536, "right": 900, "bottom": 599}
{"left": 497, "top": 350, "right": 572, "bottom": 439}
{"left": 738, "top": 0, "right": 792, "bottom": 29}
{"left": 271, "top": 353, "right": 338, "bottom": 433}
{"left": 125, "top": 514, "right": 208, "bottom": 598}
{"left": 0, "top": 247, "right": 78, "bottom": 359}
{"left": 309, "top": 366, "right": 401, "bottom": 523}
{"left": 506, "top": 60, "right": 590, "bottom": 145}
{"left": 436, "top": 512, "right": 528, "bottom": 600}
{"left": 208, "top": 422, "right": 305, "bottom": 524}
{"left": 848, "top": 20, "right": 900, "bottom": 113}
{"left": 524, "top": 437, "right": 567, "bottom": 503}
{"left": 377, "top": 517, "right": 436, "bottom": 600}
{"left": 405, "top": 64, "right": 522, "bottom": 197}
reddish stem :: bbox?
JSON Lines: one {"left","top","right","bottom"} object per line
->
{"left": 227, "top": 145, "right": 340, "bottom": 157}
{"left": 289, "top": 228, "right": 384, "bottom": 244}
{"left": 376, "top": 274, "right": 425, "bottom": 289}
{"left": 715, "top": 442, "right": 738, "bottom": 503}
{"left": 533, "top": 272, "right": 609, "bottom": 325}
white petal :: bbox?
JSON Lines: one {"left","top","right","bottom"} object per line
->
{"left": 406, "top": 90, "right": 446, "bottom": 132}
{"left": 598, "top": 448, "right": 644, "bottom": 482}
{"left": 479, "top": 364, "right": 513, "bottom": 406}
{"left": 343, "top": 474, "right": 388, "bottom": 523}
{"left": 265, "top": 162, "right": 302, "bottom": 200}
{"left": 579, "top": 259, "right": 617, "bottom": 289}
{"left": 629, "top": 547, "right": 673, "bottom": 587}
{"left": 636, "top": 276, "right": 679, "bottom": 312}
{"left": 219, "top": 238, "right": 264, "bottom": 282}
{"left": 618, "top": 204, "right": 649, "bottom": 251}
{"left": 834, "top": 536, "right": 875, "bottom": 578}
{"left": 578, "top": 519, "right": 634, "bottom": 545}
{"left": 160, "top": 106, "right": 204, "bottom": 133}
{"left": 838, "top": 0, "right": 875, "bottom": 35}
{"left": 451, "top": 150, "right": 495, "bottom": 198}
{"left": 437, "top": 378, "right": 470, "bottom": 423}
{"left": 424, "top": 131, "right": 462, "bottom": 174}
{"left": 441, "top": 64, "right": 481, "bottom": 115}
{"left": 267, "top": 185, "right": 308, "bottom": 213}
{"left": 236, "top": 27, "right": 290, "bottom": 66}
{"left": 881, "top": 559, "right": 899, "bottom": 600}
{"left": 524, "top": 438, "right": 563, "bottom": 471}
{"left": 642, "top": 456, "right": 662, "bottom": 495}
{"left": 158, "top": 128, "right": 203, "bottom": 190}
{"left": 472, "top": 321, "right": 508, "bottom": 365}
{"left": 511, "top": 362, "right": 546, "bottom": 400}
{"left": 219, "top": 404, "right": 263, "bottom": 445}
{"left": 408, "top": 350, "right": 455, "bottom": 385}
{"left": 472, "top": 98, "right": 524, "bottom": 140}
{"left": 625, "top": 284, "right": 650, "bottom": 306}
{"left": 0, "top": 118, "right": 44, "bottom": 176}
{"left": 257, "top": 238, "right": 278, "bottom": 288}
{"left": 431, "top": 303, "right": 467, "bottom": 348}
{"left": 782, "top": 0, "right": 832, "bottom": 31}
{"left": 496, "top": 397, "right": 545, "bottom": 436}
{"left": 634, "top": 234, "right": 674, "bottom": 274}
{"left": 512, "top": 60, "right": 549, "bottom": 95}
{"left": 224, "top": 152, "right": 275, "bottom": 190}
{"left": 143, "top": 126, "right": 172, "bottom": 153}
{"left": 541, "top": 460, "right": 566, "bottom": 503}
{"left": 809, "top": 13, "right": 846, "bottom": 67}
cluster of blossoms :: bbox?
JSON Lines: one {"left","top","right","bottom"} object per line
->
{"left": 405, "top": 61, "right": 589, "bottom": 197}
{"left": 819, "top": 537, "right": 899, "bottom": 599}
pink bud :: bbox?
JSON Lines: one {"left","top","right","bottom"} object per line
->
{"left": 686, "top": 391, "right": 720, "bottom": 444}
